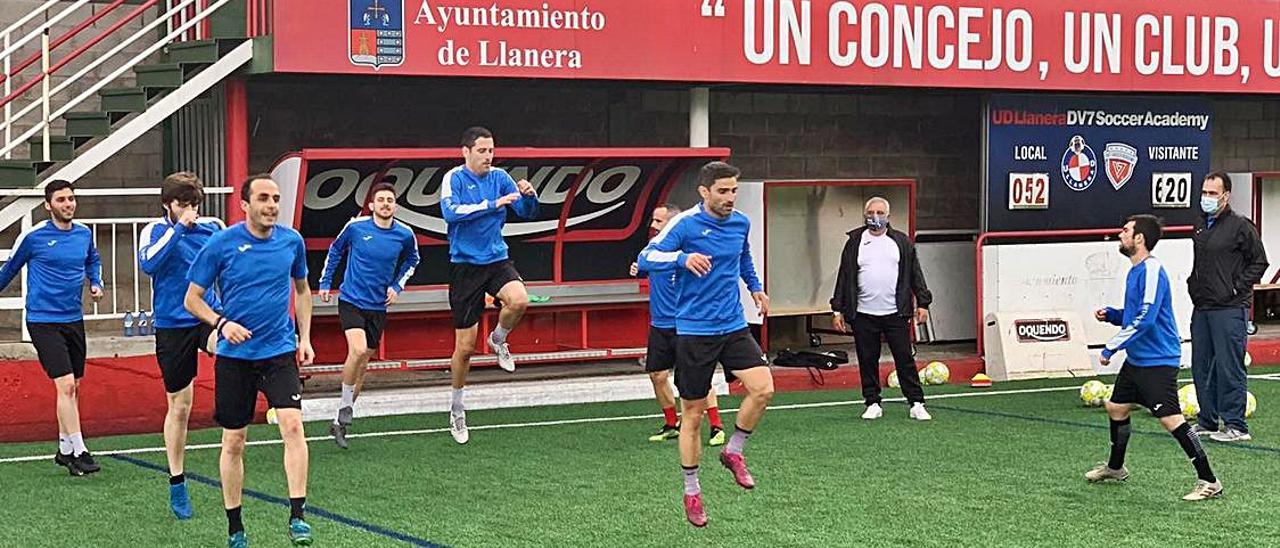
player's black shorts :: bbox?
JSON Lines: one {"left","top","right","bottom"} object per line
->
{"left": 338, "top": 299, "right": 387, "bottom": 349}
{"left": 645, "top": 326, "right": 678, "bottom": 373}
{"left": 154, "top": 324, "right": 215, "bottom": 393}
{"left": 28, "top": 321, "right": 86, "bottom": 379}
{"left": 1110, "top": 362, "right": 1180, "bottom": 418}
{"left": 675, "top": 327, "right": 769, "bottom": 400}
{"left": 214, "top": 351, "right": 302, "bottom": 429}
{"left": 448, "top": 259, "right": 522, "bottom": 329}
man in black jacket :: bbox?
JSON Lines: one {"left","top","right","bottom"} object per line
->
{"left": 830, "top": 197, "right": 933, "bottom": 421}
{"left": 1190, "top": 171, "right": 1268, "bottom": 443}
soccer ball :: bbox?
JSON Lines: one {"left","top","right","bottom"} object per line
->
{"left": 266, "top": 408, "right": 279, "bottom": 425}
{"left": 1245, "top": 352, "right": 1253, "bottom": 367}
{"left": 922, "top": 361, "right": 950, "bottom": 385}
{"left": 1102, "top": 384, "right": 1114, "bottom": 404}
{"left": 1247, "top": 391, "right": 1258, "bottom": 418}
{"left": 887, "top": 370, "right": 900, "bottom": 388}
{"left": 1178, "top": 384, "right": 1199, "bottom": 418}
{"left": 1080, "top": 380, "right": 1106, "bottom": 407}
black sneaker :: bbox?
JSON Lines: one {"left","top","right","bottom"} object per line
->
{"left": 54, "top": 452, "right": 84, "bottom": 476}
{"left": 330, "top": 423, "right": 349, "bottom": 450}
{"left": 74, "top": 451, "right": 101, "bottom": 474}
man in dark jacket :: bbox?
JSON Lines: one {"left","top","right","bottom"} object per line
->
{"left": 1189, "top": 171, "right": 1268, "bottom": 443}
{"left": 830, "top": 197, "right": 933, "bottom": 421}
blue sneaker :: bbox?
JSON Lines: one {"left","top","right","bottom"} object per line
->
{"left": 227, "top": 531, "right": 248, "bottom": 548}
{"left": 288, "top": 518, "right": 313, "bottom": 546}
{"left": 169, "top": 482, "right": 193, "bottom": 520}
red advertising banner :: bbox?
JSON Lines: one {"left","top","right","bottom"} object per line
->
{"left": 272, "top": 0, "right": 1280, "bottom": 94}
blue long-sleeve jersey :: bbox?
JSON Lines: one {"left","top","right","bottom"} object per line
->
{"left": 637, "top": 264, "right": 678, "bottom": 329}
{"left": 1101, "top": 257, "right": 1181, "bottom": 367}
{"left": 638, "top": 206, "right": 762, "bottom": 336}
{"left": 138, "top": 215, "right": 222, "bottom": 328}
{"left": 0, "top": 220, "right": 102, "bottom": 323}
{"left": 318, "top": 216, "right": 420, "bottom": 311}
{"left": 440, "top": 166, "right": 538, "bottom": 265}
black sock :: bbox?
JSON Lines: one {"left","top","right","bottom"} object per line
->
{"left": 1107, "top": 418, "right": 1131, "bottom": 470}
{"left": 226, "top": 506, "right": 244, "bottom": 535}
{"left": 1173, "top": 422, "right": 1217, "bottom": 483}
{"left": 289, "top": 497, "right": 306, "bottom": 521}
{"left": 169, "top": 473, "right": 185, "bottom": 486}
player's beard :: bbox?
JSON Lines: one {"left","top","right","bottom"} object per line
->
{"left": 1119, "top": 242, "right": 1135, "bottom": 257}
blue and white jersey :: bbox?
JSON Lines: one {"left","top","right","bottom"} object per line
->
{"left": 1101, "top": 257, "right": 1181, "bottom": 367}
{"left": 138, "top": 215, "right": 222, "bottom": 328}
{"left": 439, "top": 166, "right": 538, "bottom": 265}
{"left": 187, "top": 223, "right": 307, "bottom": 360}
{"left": 0, "top": 220, "right": 102, "bottom": 323}
{"left": 638, "top": 205, "right": 762, "bottom": 336}
{"left": 318, "top": 216, "right": 420, "bottom": 311}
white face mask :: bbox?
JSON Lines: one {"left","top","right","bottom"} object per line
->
{"left": 1200, "top": 195, "right": 1222, "bottom": 215}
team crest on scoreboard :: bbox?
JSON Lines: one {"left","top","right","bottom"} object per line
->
{"left": 349, "top": 0, "right": 404, "bottom": 70}
{"left": 1103, "top": 142, "right": 1138, "bottom": 190}
{"left": 1060, "top": 135, "right": 1097, "bottom": 192}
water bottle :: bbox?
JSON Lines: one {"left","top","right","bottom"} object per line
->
{"left": 123, "top": 310, "right": 135, "bottom": 337}
{"left": 138, "top": 310, "right": 152, "bottom": 336}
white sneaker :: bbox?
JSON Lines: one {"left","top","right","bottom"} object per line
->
{"left": 909, "top": 403, "right": 932, "bottom": 421}
{"left": 489, "top": 333, "right": 515, "bottom": 372}
{"left": 861, "top": 403, "right": 883, "bottom": 420}
{"left": 1209, "top": 427, "right": 1251, "bottom": 443}
{"left": 450, "top": 410, "right": 469, "bottom": 444}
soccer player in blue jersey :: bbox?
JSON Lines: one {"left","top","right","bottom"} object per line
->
{"left": 441, "top": 126, "right": 539, "bottom": 444}
{"left": 631, "top": 203, "right": 726, "bottom": 445}
{"left": 185, "top": 175, "right": 316, "bottom": 547}
{"left": 1086, "top": 214, "right": 1222, "bottom": 501}
{"left": 638, "top": 161, "right": 774, "bottom": 528}
{"left": 138, "top": 171, "right": 222, "bottom": 518}
{"left": 319, "top": 182, "right": 420, "bottom": 448}
{"left": 0, "top": 179, "right": 103, "bottom": 476}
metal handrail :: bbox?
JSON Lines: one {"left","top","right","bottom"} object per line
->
{"left": 0, "top": 0, "right": 91, "bottom": 63}
{"left": 0, "top": 0, "right": 131, "bottom": 85}
{"left": 0, "top": 0, "right": 230, "bottom": 159}
{"left": 0, "top": 1, "right": 158, "bottom": 109}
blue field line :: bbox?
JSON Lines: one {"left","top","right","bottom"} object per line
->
{"left": 110, "top": 454, "right": 447, "bottom": 547}
{"left": 925, "top": 403, "right": 1280, "bottom": 456}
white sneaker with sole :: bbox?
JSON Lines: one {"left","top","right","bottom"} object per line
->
{"left": 861, "top": 403, "right": 883, "bottom": 420}
{"left": 1182, "top": 479, "right": 1224, "bottom": 501}
{"left": 450, "top": 410, "right": 469, "bottom": 444}
{"left": 909, "top": 403, "right": 932, "bottom": 421}
{"left": 1209, "top": 427, "right": 1251, "bottom": 443}
{"left": 489, "top": 333, "right": 515, "bottom": 372}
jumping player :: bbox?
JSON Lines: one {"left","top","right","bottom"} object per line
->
{"left": 639, "top": 161, "right": 775, "bottom": 527}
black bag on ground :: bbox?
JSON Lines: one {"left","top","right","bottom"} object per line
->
{"left": 772, "top": 349, "right": 848, "bottom": 371}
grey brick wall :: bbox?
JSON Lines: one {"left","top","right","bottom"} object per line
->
{"left": 1213, "top": 98, "right": 1280, "bottom": 173}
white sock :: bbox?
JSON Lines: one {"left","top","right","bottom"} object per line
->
{"left": 58, "top": 434, "right": 71, "bottom": 455}
{"left": 340, "top": 384, "right": 355, "bottom": 408}
{"left": 491, "top": 325, "right": 510, "bottom": 344}
{"left": 451, "top": 388, "right": 465, "bottom": 413}
{"left": 68, "top": 432, "right": 87, "bottom": 456}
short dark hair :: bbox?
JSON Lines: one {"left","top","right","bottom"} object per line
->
{"left": 367, "top": 182, "right": 397, "bottom": 204}
{"left": 43, "top": 179, "right": 73, "bottom": 202}
{"left": 1205, "top": 170, "right": 1233, "bottom": 192}
{"left": 657, "top": 203, "right": 681, "bottom": 214}
{"left": 698, "top": 161, "right": 740, "bottom": 188}
{"left": 160, "top": 171, "right": 203, "bottom": 206}
{"left": 461, "top": 126, "right": 493, "bottom": 148}
{"left": 239, "top": 173, "right": 274, "bottom": 201}
{"left": 1127, "top": 214, "right": 1163, "bottom": 251}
